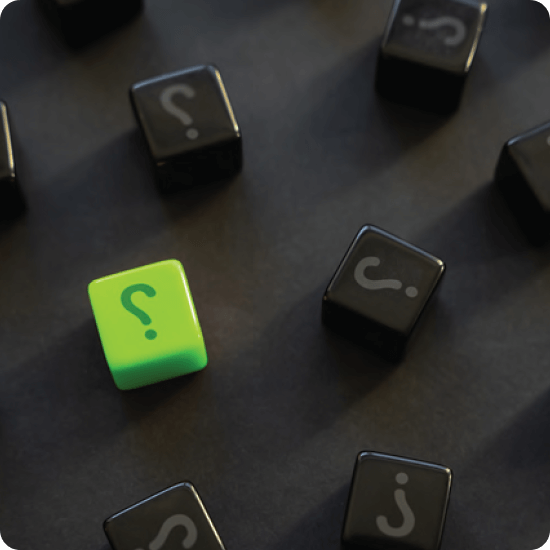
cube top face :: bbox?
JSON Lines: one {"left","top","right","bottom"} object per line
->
{"left": 0, "top": 101, "right": 15, "bottom": 182}
{"left": 507, "top": 121, "right": 550, "bottom": 210}
{"left": 104, "top": 482, "right": 225, "bottom": 550}
{"left": 381, "top": 0, "right": 487, "bottom": 74}
{"left": 325, "top": 226, "right": 444, "bottom": 336}
{"left": 88, "top": 259, "right": 207, "bottom": 390}
{"left": 342, "top": 452, "right": 452, "bottom": 550}
{"left": 130, "top": 65, "right": 240, "bottom": 162}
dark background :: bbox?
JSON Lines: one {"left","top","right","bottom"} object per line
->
{"left": 1, "top": 0, "right": 550, "bottom": 549}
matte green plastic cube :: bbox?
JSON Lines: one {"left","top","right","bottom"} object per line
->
{"left": 88, "top": 259, "right": 207, "bottom": 390}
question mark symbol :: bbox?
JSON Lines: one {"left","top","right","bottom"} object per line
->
{"left": 402, "top": 14, "right": 467, "bottom": 46}
{"left": 135, "top": 514, "right": 198, "bottom": 550}
{"left": 376, "top": 473, "right": 416, "bottom": 538}
{"left": 121, "top": 283, "right": 158, "bottom": 340}
{"left": 354, "top": 257, "right": 418, "bottom": 298}
{"left": 160, "top": 84, "right": 199, "bottom": 140}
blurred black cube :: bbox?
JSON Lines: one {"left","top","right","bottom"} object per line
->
{"left": 0, "top": 101, "right": 25, "bottom": 222}
{"left": 495, "top": 120, "right": 550, "bottom": 244}
{"left": 39, "top": 0, "right": 143, "bottom": 48}
{"left": 375, "top": 0, "right": 487, "bottom": 114}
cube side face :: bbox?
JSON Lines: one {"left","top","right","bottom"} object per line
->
{"left": 0, "top": 177, "right": 25, "bottom": 222}
{"left": 507, "top": 122, "right": 550, "bottom": 210}
{"left": 342, "top": 452, "right": 452, "bottom": 550}
{"left": 0, "top": 102, "right": 15, "bottom": 182}
{"left": 0, "top": 102, "right": 25, "bottom": 221}
{"left": 109, "top": 343, "right": 207, "bottom": 391}
{"left": 104, "top": 482, "right": 225, "bottom": 550}
{"left": 156, "top": 136, "right": 243, "bottom": 192}
{"left": 495, "top": 140, "right": 550, "bottom": 244}
{"left": 322, "top": 296, "right": 406, "bottom": 361}
{"left": 88, "top": 259, "right": 207, "bottom": 390}
{"left": 375, "top": 53, "right": 465, "bottom": 114}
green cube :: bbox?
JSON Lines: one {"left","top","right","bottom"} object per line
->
{"left": 88, "top": 259, "right": 207, "bottom": 390}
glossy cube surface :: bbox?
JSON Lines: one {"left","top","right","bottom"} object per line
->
{"left": 322, "top": 225, "right": 444, "bottom": 361}
{"left": 495, "top": 120, "right": 550, "bottom": 244}
{"left": 88, "top": 259, "right": 207, "bottom": 390}
{"left": 376, "top": 0, "right": 487, "bottom": 113}
{"left": 104, "top": 482, "right": 225, "bottom": 550}
{"left": 0, "top": 101, "right": 25, "bottom": 221}
{"left": 342, "top": 451, "right": 452, "bottom": 550}
{"left": 130, "top": 65, "right": 242, "bottom": 191}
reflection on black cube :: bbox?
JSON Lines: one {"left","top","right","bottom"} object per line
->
{"left": 322, "top": 225, "right": 444, "bottom": 362}
{"left": 130, "top": 65, "right": 242, "bottom": 193}
{"left": 375, "top": 0, "right": 487, "bottom": 114}
{"left": 495, "top": 121, "right": 550, "bottom": 245}
{"left": 342, "top": 451, "right": 452, "bottom": 550}
{"left": 104, "top": 482, "right": 225, "bottom": 550}
{"left": 39, "top": 0, "right": 143, "bottom": 48}
{"left": 0, "top": 101, "right": 25, "bottom": 222}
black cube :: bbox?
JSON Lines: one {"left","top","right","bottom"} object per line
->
{"left": 104, "top": 482, "right": 225, "bottom": 550}
{"left": 0, "top": 101, "right": 25, "bottom": 222}
{"left": 342, "top": 451, "right": 452, "bottom": 550}
{"left": 39, "top": 0, "right": 143, "bottom": 48}
{"left": 130, "top": 65, "right": 243, "bottom": 192}
{"left": 322, "top": 225, "right": 445, "bottom": 361}
{"left": 375, "top": 0, "right": 487, "bottom": 114}
{"left": 495, "top": 120, "right": 550, "bottom": 244}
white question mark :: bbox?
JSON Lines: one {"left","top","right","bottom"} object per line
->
{"left": 354, "top": 257, "right": 418, "bottom": 298}
{"left": 135, "top": 514, "right": 198, "bottom": 550}
{"left": 376, "top": 473, "right": 416, "bottom": 538}
{"left": 159, "top": 84, "right": 199, "bottom": 140}
{"left": 402, "top": 14, "right": 467, "bottom": 46}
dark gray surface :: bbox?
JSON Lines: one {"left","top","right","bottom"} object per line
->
{"left": 1, "top": 1, "right": 550, "bottom": 549}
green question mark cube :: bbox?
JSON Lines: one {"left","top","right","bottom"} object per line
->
{"left": 88, "top": 259, "right": 207, "bottom": 390}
